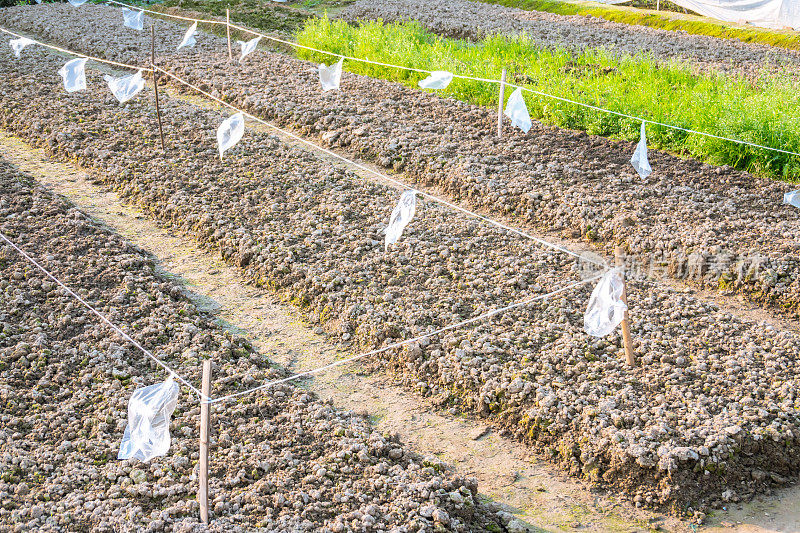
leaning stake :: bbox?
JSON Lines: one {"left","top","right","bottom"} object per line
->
{"left": 615, "top": 247, "right": 635, "bottom": 366}
{"left": 497, "top": 68, "right": 507, "bottom": 138}
{"left": 151, "top": 25, "right": 166, "bottom": 151}
{"left": 226, "top": 9, "right": 233, "bottom": 61}
{"left": 198, "top": 360, "right": 211, "bottom": 524}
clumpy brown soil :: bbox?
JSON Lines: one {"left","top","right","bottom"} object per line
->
{"left": 2, "top": 5, "right": 800, "bottom": 524}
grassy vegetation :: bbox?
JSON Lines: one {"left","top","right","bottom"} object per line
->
{"left": 296, "top": 17, "right": 800, "bottom": 180}
{"left": 476, "top": 0, "right": 800, "bottom": 51}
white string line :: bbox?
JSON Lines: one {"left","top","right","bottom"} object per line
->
{"left": 105, "top": 0, "right": 800, "bottom": 159}
{"left": 154, "top": 66, "right": 604, "bottom": 268}
{"left": 208, "top": 274, "right": 599, "bottom": 404}
{"left": 511, "top": 84, "right": 800, "bottom": 158}
{"left": 0, "top": 231, "right": 206, "bottom": 400}
{"left": 0, "top": 26, "right": 152, "bottom": 73}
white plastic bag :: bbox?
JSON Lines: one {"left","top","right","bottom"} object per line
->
{"left": 177, "top": 22, "right": 197, "bottom": 50}
{"left": 418, "top": 71, "right": 453, "bottom": 90}
{"left": 9, "top": 37, "right": 34, "bottom": 58}
{"left": 318, "top": 57, "right": 343, "bottom": 92}
{"left": 217, "top": 112, "right": 245, "bottom": 160}
{"left": 631, "top": 121, "right": 652, "bottom": 179}
{"left": 504, "top": 87, "right": 532, "bottom": 133}
{"left": 118, "top": 376, "right": 179, "bottom": 462}
{"left": 104, "top": 70, "right": 145, "bottom": 104}
{"left": 58, "top": 58, "right": 88, "bottom": 93}
{"left": 384, "top": 190, "right": 417, "bottom": 251}
{"left": 122, "top": 8, "right": 145, "bottom": 31}
{"left": 67, "top": 0, "right": 88, "bottom": 6}
{"left": 584, "top": 267, "right": 627, "bottom": 337}
{"left": 238, "top": 36, "right": 261, "bottom": 60}
{"left": 784, "top": 190, "right": 800, "bottom": 209}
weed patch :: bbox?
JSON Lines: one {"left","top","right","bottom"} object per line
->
{"left": 296, "top": 17, "right": 800, "bottom": 180}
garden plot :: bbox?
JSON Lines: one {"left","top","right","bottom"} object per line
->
{"left": 3, "top": 4, "right": 796, "bottom": 318}
{"left": 0, "top": 159, "right": 506, "bottom": 531}
{"left": 0, "top": 130, "right": 690, "bottom": 531}
{"left": 2, "top": 40, "right": 800, "bottom": 519}
{"left": 338, "top": 0, "right": 800, "bottom": 77}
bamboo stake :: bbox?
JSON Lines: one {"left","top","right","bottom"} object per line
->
{"left": 226, "top": 9, "right": 233, "bottom": 61}
{"left": 615, "top": 247, "right": 635, "bottom": 367}
{"left": 198, "top": 360, "right": 211, "bottom": 524}
{"left": 150, "top": 25, "right": 165, "bottom": 152}
{"left": 497, "top": 68, "right": 507, "bottom": 138}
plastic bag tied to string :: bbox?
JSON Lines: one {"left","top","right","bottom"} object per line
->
{"left": 419, "top": 71, "right": 453, "bottom": 90}
{"left": 631, "top": 121, "right": 652, "bottom": 179}
{"left": 58, "top": 58, "right": 88, "bottom": 93}
{"left": 584, "top": 267, "right": 627, "bottom": 338}
{"left": 318, "top": 57, "right": 343, "bottom": 92}
{"left": 217, "top": 112, "right": 245, "bottom": 160}
{"left": 784, "top": 190, "right": 800, "bottom": 209}
{"left": 504, "top": 87, "right": 532, "bottom": 133}
{"left": 118, "top": 376, "right": 179, "bottom": 462}
{"left": 177, "top": 22, "right": 197, "bottom": 50}
{"left": 104, "top": 70, "right": 145, "bottom": 104}
{"left": 122, "top": 7, "right": 145, "bottom": 31}
{"left": 9, "top": 37, "right": 34, "bottom": 58}
{"left": 418, "top": 71, "right": 453, "bottom": 90}
{"left": 384, "top": 190, "right": 417, "bottom": 251}
{"left": 238, "top": 36, "right": 261, "bottom": 60}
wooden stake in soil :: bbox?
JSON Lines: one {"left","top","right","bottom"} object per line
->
{"left": 497, "top": 68, "right": 507, "bottom": 138}
{"left": 226, "top": 9, "right": 233, "bottom": 61}
{"left": 198, "top": 360, "right": 212, "bottom": 524}
{"left": 615, "top": 247, "right": 636, "bottom": 367}
{"left": 150, "top": 25, "right": 166, "bottom": 152}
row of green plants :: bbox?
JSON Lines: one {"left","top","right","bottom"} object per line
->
{"left": 295, "top": 17, "right": 800, "bottom": 181}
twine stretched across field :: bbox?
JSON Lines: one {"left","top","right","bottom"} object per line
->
{"left": 0, "top": 222, "right": 601, "bottom": 405}
{"left": 207, "top": 274, "right": 600, "bottom": 404}
{"left": 105, "top": 0, "right": 800, "bottom": 160}
{"left": 0, "top": 224, "right": 601, "bottom": 405}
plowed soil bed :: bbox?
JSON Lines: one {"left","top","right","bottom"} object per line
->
{"left": 2, "top": 5, "right": 800, "bottom": 520}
